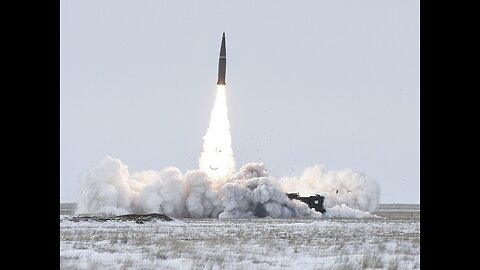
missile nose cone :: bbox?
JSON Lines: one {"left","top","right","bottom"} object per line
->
{"left": 223, "top": 32, "right": 225, "bottom": 38}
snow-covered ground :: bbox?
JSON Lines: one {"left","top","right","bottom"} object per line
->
{"left": 60, "top": 215, "right": 419, "bottom": 269}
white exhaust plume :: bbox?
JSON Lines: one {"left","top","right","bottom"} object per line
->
{"left": 323, "top": 204, "right": 379, "bottom": 218}
{"left": 77, "top": 157, "right": 379, "bottom": 218}
{"left": 76, "top": 156, "right": 133, "bottom": 216}
{"left": 130, "top": 168, "right": 186, "bottom": 217}
{"left": 276, "top": 165, "right": 379, "bottom": 212}
{"left": 184, "top": 171, "right": 223, "bottom": 218}
{"left": 198, "top": 85, "right": 236, "bottom": 181}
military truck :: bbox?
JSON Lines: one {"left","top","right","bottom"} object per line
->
{"left": 286, "top": 193, "right": 326, "bottom": 213}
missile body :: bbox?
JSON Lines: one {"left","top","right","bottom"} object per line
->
{"left": 217, "top": 32, "right": 226, "bottom": 85}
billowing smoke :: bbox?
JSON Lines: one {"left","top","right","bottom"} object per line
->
{"left": 219, "top": 163, "right": 321, "bottom": 219}
{"left": 323, "top": 204, "right": 379, "bottom": 218}
{"left": 130, "top": 168, "right": 187, "bottom": 217}
{"left": 77, "top": 157, "right": 378, "bottom": 218}
{"left": 198, "top": 85, "right": 236, "bottom": 180}
{"left": 77, "top": 157, "right": 320, "bottom": 218}
{"left": 76, "top": 156, "right": 133, "bottom": 216}
{"left": 276, "top": 165, "right": 379, "bottom": 212}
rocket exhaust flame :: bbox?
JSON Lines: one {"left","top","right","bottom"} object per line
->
{"left": 198, "top": 85, "right": 236, "bottom": 180}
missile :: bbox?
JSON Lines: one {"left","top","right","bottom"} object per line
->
{"left": 217, "top": 32, "right": 226, "bottom": 85}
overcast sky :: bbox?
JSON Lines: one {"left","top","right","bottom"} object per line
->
{"left": 61, "top": 0, "right": 419, "bottom": 203}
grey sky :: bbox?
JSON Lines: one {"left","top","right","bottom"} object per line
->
{"left": 61, "top": 0, "right": 419, "bottom": 203}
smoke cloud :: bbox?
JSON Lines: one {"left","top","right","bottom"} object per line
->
{"left": 77, "top": 156, "right": 379, "bottom": 218}
{"left": 277, "top": 165, "right": 379, "bottom": 212}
